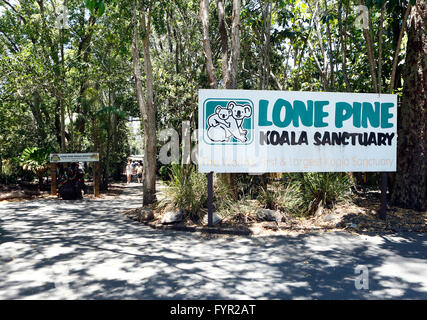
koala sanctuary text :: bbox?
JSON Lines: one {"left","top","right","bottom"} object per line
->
{"left": 258, "top": 99, "right": 395, "bottom": 146}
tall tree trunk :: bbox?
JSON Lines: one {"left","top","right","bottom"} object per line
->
{"left": 132, "top": 0, "right": 157, "bottom": 205}
{"left": 141, "top": 4, "right": 157, "bottom": 205}
{"left": 358, "top": 0, "right": 378, "bottom": 93}
{"left": 259, "top": 0, "right": 272, "bottom": 90}
{"left": 391, "top": 0, "right": 426, "bottom": 211}
{"left": 324, "top": 0, "right": 334, "bottom": 90}
{"left": 199, "top": 0, "right": 217, "bottom": 89}
{"left": 217, "top": 0, "right": 229, "bottom": 88}
{"left": 390, "top": 4, "right": 411, "bottom": 94}
{"left": 338, "top": 0, "right": 351, "bottom": 91}
{"left": 60, "top": 28, "right": 66, "bottom": 152}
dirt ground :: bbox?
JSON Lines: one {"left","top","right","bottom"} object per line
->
{"left": 122, "top": 189, "right": 427, "bottom": 236}
{"left": 0, "top": 182, "right": 126, "bottom": 202}
{"left": 2, "top": 182, "right": 425, "bottom": 235}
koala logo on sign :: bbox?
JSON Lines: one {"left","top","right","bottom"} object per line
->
{"left": 204, "top": 99, "right": 254, "bottom": 144}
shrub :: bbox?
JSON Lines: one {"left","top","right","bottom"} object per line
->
{"left": 235, "top": 174, "right": 263, "bottom": 199}
{"left": 298, "top": 172, "right": 353, "bottom": 214}
{"left": 213, "top": 174, "right": 239, "bottom": 218}
{"left": 257, "top": 182, "right": 305, "bottom": 216}
{"left": 257, "top": 185, "right": 277, "bottom": 210}
{"left": 275, "top": 182, "right": 306, "bottom": 216}
{"left": 162, "top": 163, "right": 207, "bottom": 219}
{"left": 257, "top": 173, "right": 352, "bottom": 216}
{"left": 159, "top": 165, "right": 171, "bottom": 181}
{"left": 209, "top": 175, "right": 253, "bottom": 222}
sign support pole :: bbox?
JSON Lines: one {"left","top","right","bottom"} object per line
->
{"left": 50, "top": 163, "right": 57, "bottom": 196}
{"left": 94, "top": 162, "right": 100, "bottom": 198}
{"left": 207, "top": 171, "right": 213, "bottom": 227}
{"left": 379, "top": 172, "right": 387, "bottom": 220}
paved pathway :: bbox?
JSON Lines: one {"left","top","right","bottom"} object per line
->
{"left": 1, "top": 183, "right": 426, "bottom": 299}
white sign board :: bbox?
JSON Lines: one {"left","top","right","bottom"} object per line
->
{"left": 50, "top": 153, "right": 99, "bottom": 163}
{"left": 198, "top": 89, "right": 397, "bottom": 173}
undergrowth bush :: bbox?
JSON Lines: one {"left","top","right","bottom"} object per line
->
{"left": 258, "top": 182, "right": 305, "bottom": 215}
{"left": 162, "top": 163, "right": 207, "bottom": 219}
{"left": 297, "top": 173, "right": 353, "bottom": 214}
{"left": 257, "top": 173, "right": 353, "bottom": 216}
{"left": 159, "top": 165, "right": 171, "bottom": 181}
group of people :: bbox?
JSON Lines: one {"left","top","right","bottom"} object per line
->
{"left": 58, "top": 162, "right": 87, "bottom": 200}
{"left": 125, "top": 160, "right": 143, "bottom": 184}
{"left": 56, "top": 160, "right": 142, "bottom": 200}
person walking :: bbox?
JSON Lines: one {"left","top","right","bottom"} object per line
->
{"left": 126, "top": 160, "right": 132, "bottom": 184}
{"left": 136, "top": 162, "right": 143, "bottom": 183}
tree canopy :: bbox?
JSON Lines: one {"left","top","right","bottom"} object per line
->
{"left": 0, "top": 0, "right": 425, "bottom": 209}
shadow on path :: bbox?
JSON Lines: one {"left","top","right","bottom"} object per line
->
{"left": 1, "top": 183, "right": 426, "bottom": 299}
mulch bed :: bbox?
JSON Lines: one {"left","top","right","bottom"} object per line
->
{"left": 121, "top": 191, "right": 427, "bottom": 236}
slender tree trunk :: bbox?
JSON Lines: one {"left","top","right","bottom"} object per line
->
{"left": 199, "top": 0, "right": 217, "bottom": 89}
{"left": 218, "top": 0, "right": 229, "bottom": 88}
{"left": 228, "top": 0, "right": 241, "bottom": 89}
{"left": 60, "top": 26, "right": 66, "bottom": 152}
{"left": 358, "top": 0, "right": 378, "bottom": 93}
{"left": 324, "top": 0, "right": 334, "bottom": 90}
{"left": 199, "top": 0, "right": 241, "bottom": 196}
{"left": 377, "top": 1, "right": 386, "bottom": 93}
{"left": 132, "top": 0, "right": 156, "bottom": 205}
{"left": 390, "top": 4, "right": 411, "bottom": 93}
{"left": 338, "top": 0, "right": 351, "bottom": 91}
{"left": 391, "top": 0, "right": 426, "bottom": 211}
{"left": 141, "top": 5, "right": 157, "bottom": 205}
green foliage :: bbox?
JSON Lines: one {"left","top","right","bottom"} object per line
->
{"left": 17, "top": 147, "right": 51, "bottom": 178}
{"left": 235, "top": 174, "right": 263, "bottom": 199}
{"left": 159, "top": 165, "right": 171, "bottom": 181}
{"left": 0, "top": 0, "right": 415, "bottom": 202}
{"left": 258, "top": 185, "right": 277, "bottom": 210}
{"left": 85, "top": 0, "right": 106, "bottom": 17}
{"left": 258, "top": 182, "right": 305, "bottom": 215}
{"left": 257, "top": 173, "right": 352, "bottom": 216}
{"left": 298, "top": 173, "right": 353, "bottom": 214}
{"left": 162, "top": 163, "right": 207, "bottom": 218}
{"left": 213, "top": 175, "right": 250, "bottom": 221}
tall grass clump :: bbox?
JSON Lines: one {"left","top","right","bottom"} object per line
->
{"left": 162, "top": 163, "right": 207, "bottom": 219}
{"left": 297, "top": 172, "right": 353, "bottom": 214}
{"left": 258, "top": 182, "right": 305, "bottom": 216}
{"left": 257, "top": 173, "right": 353, "bottom": 217}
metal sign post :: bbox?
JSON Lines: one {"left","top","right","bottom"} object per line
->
{"left": 50, "top": 163, "right": 57, "bottom": 196}
{"left": 379, "top": 172, "right": 388, "bottom": 220}
{"left": 207, "top": 172, "right": 213, "bottom": 227}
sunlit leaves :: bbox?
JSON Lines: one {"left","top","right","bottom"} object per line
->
{"left": 85, "top": 0, "right": 106, "bottom": 17}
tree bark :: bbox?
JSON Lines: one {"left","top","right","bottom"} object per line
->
{"left": 132, "top": 0, "right": 157, "bottom": 205}
{"left": 217, "top": 0, "right": 229, "bottom": 88}
{"left": 358, "top": 0, "right": 378, "bottom": 93}
{"left": 390, "top": 4, "right": 411, "bottom": 93}
{"left": 391, "top": 0, "right": 426, "bottom": 211}
{"left": 141, "top": 4, "right": 157, "bottom": 205}
{"left": 199, "top": 0, "right": 217, "bottom": 89}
